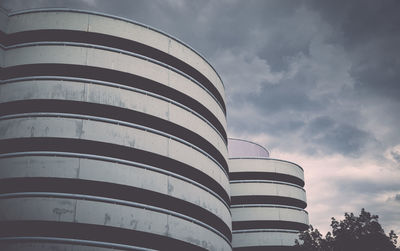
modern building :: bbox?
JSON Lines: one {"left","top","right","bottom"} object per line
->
{"left": 0, "top": 9, "right": 231, "bottom": 251}
{"left": 229, "top": 139, "right": 309, "bottom": 250}
{"left": 0, "top": 8, "right": 308, "bottom": 251}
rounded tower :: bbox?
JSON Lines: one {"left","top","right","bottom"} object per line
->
{"left": 0, "top": 9, "right": 231, "bottom": 250}
{"left": 228, "top": 139, "right": 308, "bottom": 250}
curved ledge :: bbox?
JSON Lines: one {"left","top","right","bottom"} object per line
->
{"left": 232, "top": 221, "right": 308, "bottom": 232}
{"left": 0, "top": 237, "right": 157, "bottom": 251}
{"left": 1, "top": 63, "right": 227, "bottom": 141}
{"left": 0, "top": 221, "right": 209, "bottom": 251}
{"left": 0, "top": 151, "right": 230, "bottom": 211}
{"left": 0, "top": 192, "right": 231, "bottom": 244}
{"left": 229, "top": 172, "right": 304, "bottom": 187}
{"left": 0, "top": 111, "right": 228, "bottom": 177}
{"left": 231, "top": 196, "right": 307, "bottom": 209}
{"left": 0, "top": 138, "right": 230, "bottom": 207}
{"left": 232, "top": 230, "right": 302, "bottom": 250}
{"left": 232, "top": 229, "right": 300, "bottom": 234}
{"left": 233, "top": 245, "right": 299, "bottom": 251}
{"left": 230, "top": 204, "right": 308, "bottom": 214}
{"left": 230, "top": 180, "right": 305, "bottom": 191}
{"left": 2, "top": 41, "right": 225, "bottom": 114}
{"left": 1, "top": 76, "right": 227, "bottom": 145}
{"left": 7, "top": 8, "right": 225, "bottom": 90}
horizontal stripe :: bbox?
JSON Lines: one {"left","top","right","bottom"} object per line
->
{"left": 0, "top": 151, "right": 229, "bottom": 211}
{"left": 230, "top": 172, "right": 304, "bottom": 187}
{"left": 230, "top": 180, "right": 305, "bottom": 191}
{"left": 7, "top": 8, "right": 225, "bottom": 90}
{"left": 231, "top": 196, "right": 307, "bottom": 209}
{"left": 4, "top": 40, "right": 225, "bottom": 116}
{"left": 0, "top": 178, "right": 231, "bottom": 241}
{"left": 232, "top": 229, "right": 300, "bottom": 234}
{"left": 0, "top": 193, "right": 227, "bottom": 244}
{"left": 0, "top": 138, "right": 230, "bottom": 206}
{"left": 1, "top": 75, "right": 226, "bottom": 144}
{"left": 0, "top": 221, "right": 206, "bottom": 251}
{"left": 1, "top": 29, "right": 226, "bottom": 114}
{"left": 232, "top": 221, "right": 308, "bottom": 231}
{"left": 0, "top": 64, "right": 227, "bottom": 141}
{"left": 230, "top": 204, "right": 307, "bottom": 214}
{"left": 0, "top": 237, "right": 156, "bottom": 251}
{"left": 0, "top": 100, "right": 228, "bottom": 174}
{"left": 234, "top": 246, "right": 298, "bottom": 251}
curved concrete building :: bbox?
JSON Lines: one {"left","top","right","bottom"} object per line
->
{"left": 228, "top": 139, "right": 308, "bottom": 250}
{"left": 0, "top": 9, "right": 231, "bottom": 251}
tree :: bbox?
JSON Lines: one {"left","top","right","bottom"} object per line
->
{"left": 296, "top": 208, "right": 399, "bottom": 251}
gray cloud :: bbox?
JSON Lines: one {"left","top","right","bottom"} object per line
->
{"left": 391, "top": 151, "right": 400, "bottom": 163}
{"left": 339, "top": 179, "right": 399, "bottom": 196}
{"left": 303, "top": 118, "right": 376, "bottom": 157}
{"left": 306, "top": 0, "right": 400, "bottom": 101}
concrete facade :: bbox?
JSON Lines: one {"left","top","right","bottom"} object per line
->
{"left": 229, "top": 139, "right": 309, "bottom": 250}
{"left": 0, "top": 9, "right": 230, "bottom": 251}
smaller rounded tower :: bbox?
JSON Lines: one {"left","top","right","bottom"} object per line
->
{"left": 228, "top": 139, "right": 308, "bottom": 250}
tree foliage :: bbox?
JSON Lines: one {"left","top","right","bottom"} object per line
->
{"left": 296, "top": 208, "right": 399, "bottom": 251}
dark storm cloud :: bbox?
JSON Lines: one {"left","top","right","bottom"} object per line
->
{"left": 306, "top": 0, "right": 400, "bottom": 100}
{"left": 2, "top": 0, "right": 398, "bottom": 158}
{"left": 302, "top": 117, "right": 376, "bottom": 157}
{"left": 391, "top": 151, "right": 400, "bottom": 163}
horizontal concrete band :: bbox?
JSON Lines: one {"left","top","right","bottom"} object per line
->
{"left": 0, "top": 113, "right": 228, "bottom": 181}
{"left": 0, "top": 151, "right": 232, "bottom": 215}
{"left": 0, "top": 28, "right": 226, "bottom": 114}
{"left": 0, "top": 141, "right": 230, "bottom": 208}
{"left": 231, "top": 206, "right": 309, "bottom": 232}
{"left": 231, "top": 206, "right": 308, "bottom": 224}
{"left": 0, "top": 116, "right": 230, "bottom": 190}
{"left": 230, "top": 181, "right": 307, "bottom": 208}
{"left": 232, "top": 229, "right": 300, "bottom": 234}
{"left": 0, "top": 237, "right": 157, "bottom": 251}
{"left": 0, "top": 223, "right": 210, "bottom": 251}
{"left": 229, "top": 172, "right": 304, "bottom": 187}
{"left": 0, "top": 64, "right": 227, "bottom": 141}
{"left": 2, "top": 44, "right": 226, "bottom": 131}
{"left": 0, "top": 178, "right": 231, "bottom": 238}
{"left": 230, "top": 180, "right": 305, "bottom": 191}
{"left": 231, "top": 196, "right": 306, "bottom": 209}
{"left": 0, "top": 192, "right": 231, "bottom": 244}
{"left": 232, "top": 221, "right": 308, "bottom": 232}
{"left": 5, "top": 9, "right": 225, "bottom": 101}
{"left": 0, "top": 154, "right": 231, "bottom": 230}
{"left": 232, "top": 231, "right": 300, "bottom": 248}
{"left": 230, "top": 204, "right": 307, "bottom": 211}
{"left": 0, "top": 198, "right": 230, "bottom": 250}
{"left": 229, "top": 158, "right": 304, "bottom": 179}
{"left": 2, "top": 41, "right": 225, "bottom": 117}
{"left": 233, "top": 246, "right": 298, "bottom": 251}
{"left": 0, "top": 78, "right": 227, "bottom": 148}
{"left": 0, "top": 99, "right": 228, "bottom": 173}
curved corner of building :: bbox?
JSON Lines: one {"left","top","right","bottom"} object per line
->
{"left": 228, "top": 138, "right": 309, "bottom": 250}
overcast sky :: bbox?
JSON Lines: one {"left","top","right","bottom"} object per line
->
{"left": 2, "top": 0, "right": 400, "bottom": 238}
